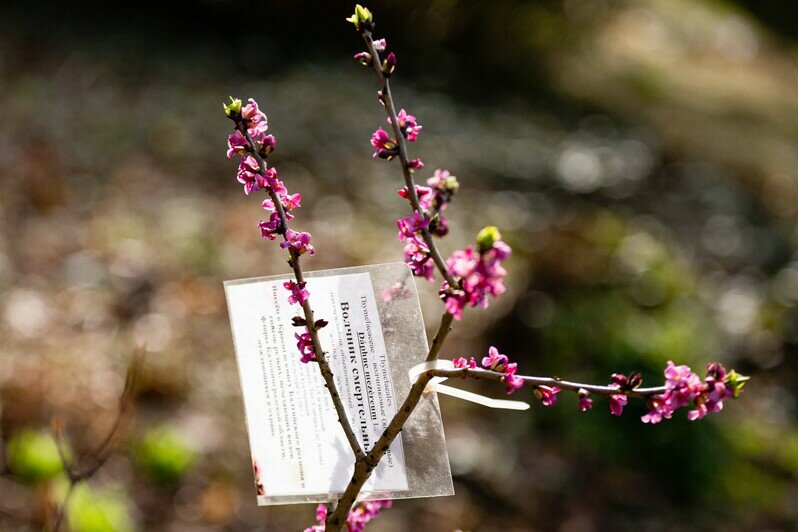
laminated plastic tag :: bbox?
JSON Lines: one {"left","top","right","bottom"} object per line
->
{"left": 224, "top": 263, "right": 454, "bottom": 505}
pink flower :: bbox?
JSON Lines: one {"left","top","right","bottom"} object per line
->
{"left": 305, "top": 500, "right": 392, "bottom": 532}
{"left": 452, "top": 356, "right": 477, "bottom": 369}
{"left": 396, "top": 211, "right": 435, "bottom": 282}
{"left": 505, "top": 373, "right": 524, "bottom": 394}
{"left": 227, "top": 130, "right": 248, "bottom": 158}
{"left": 283, "top": 193, "right": 302, "bottom": 210}
{"left": 407, "top": 158, "right": 424, "bottom": 170}
{"left": 241, "top": 98, "right": 268, "bottom": 134}
{"left": 439, "top": 282, "right": 467, "bottom": 319}
{"left": 259, "top": 211, "right": 291, "bottom": 240}
{"left": 389, "top": 109, "right": 422, "bottom": 141}
{"left": 609, "top": 394, "right": 628, "bottom": 416}
{"left": 373, "top": 38, "right": 386, "bottom": 52}
{"left": 441, "top": 238, "right": 510, "bottom": 320}
{"left": 481, "top": 346, "right": 509, "bottom": 371}
{"left": 253, "top": 460, "right": 265, "bottom": 496}
{"left": 236, "top": 155, "right": 261, "bottom": 194}
{"left": 284, "top": 280, "right": 309, "bottom": 306}
{"left": 403, "top": 234, "right": 434, "bottom": 281}
{"left": 315, "top": 504, "right": 327, "bottom": 524}
{"left": 578, "top": 389, "right": 593, "bottom": 412}
{"left": 426, "top": 169, "right": 458, "bottom": 205}
{"left": 260, "top": 167, "right": 286, "bottom": 197}
{"left": 397, "top": 185, "right": 434, "bottom": 210}
{"left": 347, "top": 500, "right": 392, "bottom": 532}
{"left": 477, "top": 346, "right": 524, "bottom": 393}
{"left": 281, "top": 229, "right": 315, "bottom": 255}
{"left": 295, "top": 330, "right": 316, "bottom": 363}
{"left": 535, "top": 385, "right": 561, "bottom": 406}
{"left": 263, "top": 193, "right": 302, "bottom": 213}
{"left": 641, "top": 395, "right": 667, "bottom": 424}
{"left": 370, "top": 128, "right": 398, "bottom": 159}
{"left": 397, "top": 212, "right": 430, "bottom": 240}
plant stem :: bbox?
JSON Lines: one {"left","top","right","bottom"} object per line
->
{"left": 235, "top": 122, "right": 365, "bottom": 462}
{"left": 423, "top": 368, "right": 667, "bottom": 397}
{"left": 362, "top": 30, "right": 457, "bottom": 289}
{"left": 51, "top": 482, "right": 76, "bottom": 532}
{"left": 326, "top": 31, "right": 465, "bottom": 531}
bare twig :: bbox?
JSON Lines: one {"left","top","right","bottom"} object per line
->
{"left": 50, "top": 349, "right": 144, "bottom": 532}
{"left": 234, "top": 121, "right": 366, "bottom": 462}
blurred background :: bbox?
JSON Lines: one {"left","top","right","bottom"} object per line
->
{"left": 1, "top": 0, "right": 797, "bottom": 529}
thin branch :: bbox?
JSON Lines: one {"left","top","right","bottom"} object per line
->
{"left": 327, "top": 29, "right": 466, "bottom": 531}
{"left": 50, "top": 350, "right": 144, "bottom": 532}
{"left": 234, "top": 121, "right": 366, "bottom": 462}
{"left": 362, "top": 30, "right": 457, "bottom": 289}
{"left": 423, "top": 367, "right": 667, "bottom": 397}
{"left": 50, "top": 483, "right": 76, "bottom": 532}
{"left": 327, "top": 371, "right": 436, "bottom": 529}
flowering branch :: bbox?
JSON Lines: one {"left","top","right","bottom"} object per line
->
{"left": 224, "top": 6, "right": 750, "bottom": 530}
{"left": 226, "top": 104, "right": 365, "bottom": 462}
{"left": 361, "top": 31, "right": 457, "bottom": 288}
{"left": 428, "top": 367, "right": 669, "bottom": 398}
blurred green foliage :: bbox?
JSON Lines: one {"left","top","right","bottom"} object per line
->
{"left": 6, "top": 429, "right": 67, "bottom": 485}
{"left": 63, "top": 483, "right": 134, "bottom": 532}
{"left": 134, "top": 427, "right": 195, "bottom": 485}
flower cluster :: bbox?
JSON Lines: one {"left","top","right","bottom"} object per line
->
{"left": 225, "top": 98, "right": 275, "bottom": 160}
{"left": 306, "top": 500, "right": 392, "bottom": 532}
{"left": 295, "top": 329, "right": 316, "bottom": 364}
{"left": 284, "top": 280, "right": 309, "bottom": 306}
{"left": 426, "top": 169, "right": 459, "bottom": 212}
{"left": 370, "top": 128, "right": 398, "bottom": 160}
{"left": 351, "top": 13, "right": 513, "bottom": 325}
{"left": 393, "top": 171, "right": 459, "bottom": 282}
{"left": 440, "top": 226, "right": 511, "bottom": 320}
{"left": 641, "top": 362, "right": 748, "bottom": 424}
{"left": 450, "top": 350, "right": 749, "bottom": 419}
{"left": 225, "top": 97, "right": 320, "bottom": 363}
{"left": 389, "top": 109, "right": 422, "bottom": 141}
{"left": 604, "top": 372, "right": 641, "bottom": 416}
{"left": 453, "top": 346, "right": 524, "bottom": 393}
{"left": 224, "top": 97, "right": 315, "bottom": 256}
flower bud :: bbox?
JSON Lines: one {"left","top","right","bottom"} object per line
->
{"left": 577, "top": 389, "right": 593, "bottom": 411}
{"left": 382, "top": 52, "right": 396, "bottom": 77}
{"left": 223, "top": 96, "right": 242, "bottom": 119}
{"left": 346, "top": 4, "right": 373, "bottom": 32}
{"left": 443, "top": 175, "right": 459, "bottom": 194}
{"left": 724, "top": 369, "right": 750, "bottom": 398}
{"left": 353, "top": 51, "right": 372, "bottom": 66}
{"left": 260, "top": 134, "right": 276, "bottom": 156}
{"left": 407, "top": 158, "right": 424, "bottom": 171}
{"left": 477, "top": 226, "right": 501, "bottom": 251}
